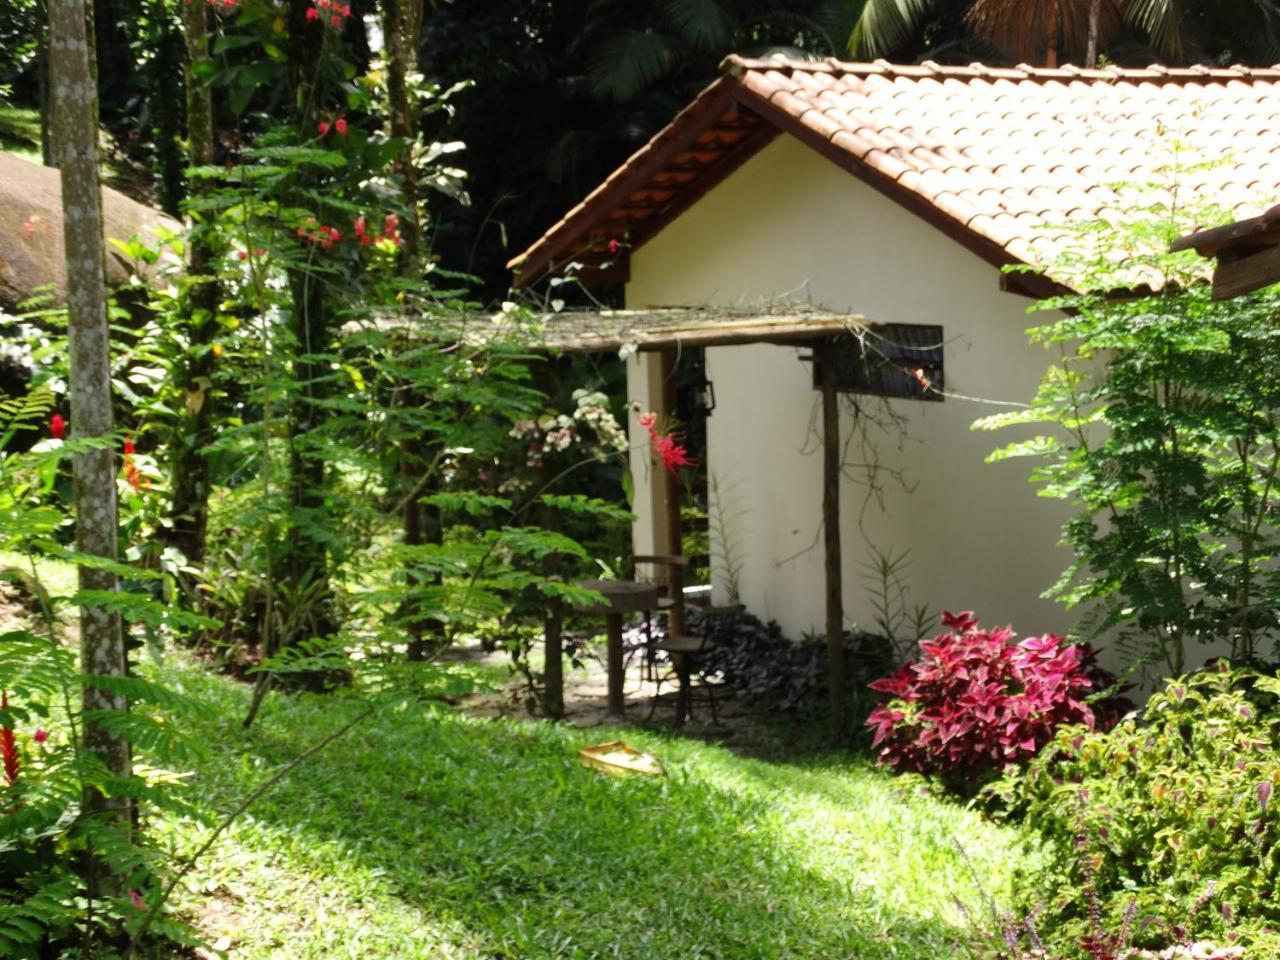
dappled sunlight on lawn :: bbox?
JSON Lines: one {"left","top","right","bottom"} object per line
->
{"left": 158, "top": 656, "right": 1021, "bottom": 959}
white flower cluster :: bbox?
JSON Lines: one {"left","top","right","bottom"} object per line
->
{"left": 571, "top": 389, "right": 628, "bottom": 452}
{"left": 506, "top": 390, "right": 626, "bottom": 469}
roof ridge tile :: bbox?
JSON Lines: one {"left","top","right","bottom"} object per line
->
{"left": 718, "top": 53, "right": 1280, "bottom": 84}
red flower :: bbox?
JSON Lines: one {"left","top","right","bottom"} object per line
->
{"left": 329, "top": 14, "right": 341, "bottom": 26}
{"left": 637, "top": 411, "right": 696, "bottom": 478}
{"left": 608, "top": 238, "right": 620, "bottom": 255}
{"left": 304, "top": 6, "right": 318, "bottom": 19}
{"left": 334, "top": 117, "right": 348, "bottom": 136}
{"left": 254, "top": 247, "right": 266, "bottom": 258}
{"left": 353, "top": 215, "right": 367, "bottom": 237}
{"left": 123, "top": 438, "right": 142, "bottom": 492}
{"left": 317, "top": 120, "right": 331, "bottom": 136}
{"left": 128, "top": 890, "right": 145, "bottom": 910}
{"left": 908, "top": 367, "right": 931, "bottom": 391}
{"left": 237, "top": 251, "right": 248, "bottom": 261}
{"left": 33, "top": 729, "right": 47, "bottom": 745}
{"left": 327, "top": 226, "right": 342, "bottom": 242}
{"left": 383, "top": 213, "right": 399, "bottom": 234}
{"left": 49, "top": 413, "right": 66, "bottom": 440}
{"left": 1, "top": 692, "right": 18, "bottom": 787}
{"left": 339, "top": 4, "right": 350, "bottom": 14}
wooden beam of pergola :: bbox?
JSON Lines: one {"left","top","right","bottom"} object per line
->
{"left": 524, "top": 308, "right": 868, "bottom": 354}
{"left": 1173, "top": 204, "right": 1280, "bottom": 300}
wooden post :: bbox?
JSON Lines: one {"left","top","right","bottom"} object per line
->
{"left": 658, "top": 347, "right": 685, "bottom": 637}
{"left": 605, "top": 612, "right": 625, "bottom": 716}
{"left": 820, "top": 340, "right": 846, "bottom": 727}
{"left": 544, "top": 598, "right": 564, "bottom": 719}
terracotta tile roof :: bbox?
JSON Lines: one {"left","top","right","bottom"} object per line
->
{"left": 509, "top": 55, "right": 1280, "bottom": 289}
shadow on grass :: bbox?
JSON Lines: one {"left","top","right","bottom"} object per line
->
{"left": 171, "top": 663, "right": 1015, "bottom": 959}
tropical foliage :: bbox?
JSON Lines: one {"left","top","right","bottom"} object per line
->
{"left": 987, "top": 662, "right": 1280, "bottom": 956}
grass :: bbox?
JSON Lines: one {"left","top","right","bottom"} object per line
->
{"left": 0, "top": 103, "right": 42, "bottom": 161}
{"left": 144, "top": 653, "right": 1024, "bottom": 960}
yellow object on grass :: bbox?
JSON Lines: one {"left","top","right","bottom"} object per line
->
{"left": 578, "top": 741, "right": 665, "bottom": 778}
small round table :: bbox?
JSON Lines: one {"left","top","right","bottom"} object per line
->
{"left": 578, "top": 579, "right": 661, "bottom": 717}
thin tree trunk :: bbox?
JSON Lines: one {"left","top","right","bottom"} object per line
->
{"left": 37, "top": 2, "right": 54, "bottom": 166}
{"left": 169, "top": 0, "right": 218, "bottom": 571}
{"left": 152, "top": 0, "right": 185, "bottom": 217}
{"left": 277, "top": 0, "right": 337, "bottom": 663}
{"left": 381, "top": 0, "right": 441, "bottom": 662}
{"left": 1045, "top": 0, "right": 1060, "bottom": 67}
{"left": 382, "top": 0, "right": 423, "bottom": 264}
{"left": 49, "top": 0, "right": 131, "bottom": 899}
{"left": 1085, "top": 0, "right": 1101, "bottom": 67}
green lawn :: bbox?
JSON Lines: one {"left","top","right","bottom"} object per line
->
{"left": 0, "top": 103, "right": 41, "bottom": 161}
{"left": 151, "top": 655, "right": 1023, "bottom": 959}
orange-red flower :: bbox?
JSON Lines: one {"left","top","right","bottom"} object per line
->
{"left": 1, "top": 692, "right": 19, "bottom": 787}
{"left": 637, "top": 411, "right": 696, "bottom": 478}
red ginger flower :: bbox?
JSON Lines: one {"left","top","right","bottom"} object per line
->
{"left": 329, "top": 14, "right": 341, "bottom": 26}
{"left": 637, "top": 411, "right": 696, "bottom": 478}
{"left": 304, "top": 6, "right": 318, "bottom": 18}
{"left": 1, "top": 692, "right": 19, "bottom": 787}
{"left": 50, "top": 413, "right": 66, "bottom": 440}
{"left": 334, "top": 117, "right": 348, "bottom": 136}
{"left": 123, "top": 438, "right": 142, "bottom": 492}
{"left": 317, "top": 120, "right": 330, "bottom": 136}
{"left": 33, "top": 729, "right": 47, "bottom": 745}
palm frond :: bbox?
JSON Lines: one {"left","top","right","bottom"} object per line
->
{"left": 587, "top": 29, "right": 681, "bottom": 101}
{"left": 1124, "top": 0, "right": 1182, "bottom": 61}
{"left": 847, "top": 0, "right": 934, "bottom": 57}
{"left": 660, "top": 0, "right": 735, "bottom": 52}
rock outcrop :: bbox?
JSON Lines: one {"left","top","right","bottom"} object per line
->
{"left": 0, "top": 151, "right": 181, "bottom": 311}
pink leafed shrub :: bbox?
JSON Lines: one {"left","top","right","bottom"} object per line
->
{"left": 866, "top": 611, "right": 1103, "bottom": 778}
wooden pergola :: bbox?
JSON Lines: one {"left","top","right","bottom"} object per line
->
{"left": 357, "top": 305, "right": 920, "bottom": 722}
{"left": 528, "top": 307, "right": 868, "bottom": 721}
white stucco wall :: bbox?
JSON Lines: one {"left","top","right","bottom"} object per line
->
{"left": 625, "top": 135, "right": 1076, "bottom": 643}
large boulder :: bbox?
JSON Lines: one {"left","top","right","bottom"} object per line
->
{"left": 0, "top": 151, "right": 181, "bottom": 311}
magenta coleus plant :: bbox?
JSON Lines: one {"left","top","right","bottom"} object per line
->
{"left": 867, "top": 611, "right": 1100, "bottom": 778}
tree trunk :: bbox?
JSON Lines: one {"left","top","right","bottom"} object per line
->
{"left": 1085, "top": 0, "right": 1101, "bottom": 67}
{"left": 49, "top": 0, "right": 132, "bottom": 898}
{"left": 37, "top": 3, "right": 55, "bottom": 167}
{"left": 1045, "top": 0, "right": 1060, "bottom": 67}
{"left": 282, "top": 270, "right": 337, "bottom": 652}
{"left": 381, "top": 0, "right": 441, "bottom": 662}
{"left": 151, "top": 0, "right": 186, "bottom": 218}
{"left": 168, "top": 0, "right": 218, "bottom": 571}
{"left": 382, "top": 0, "right": 424, "bottom": 264}
{"left": 276, "top": 0, "right": 337, "bottom": 660}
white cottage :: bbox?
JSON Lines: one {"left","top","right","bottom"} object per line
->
{"left": 509, "top": 56, "right": 1280, "bottom": 647}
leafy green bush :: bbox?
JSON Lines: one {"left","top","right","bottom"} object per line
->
{"left": 987, "top": 662, "right": 1280, "bottom": 952}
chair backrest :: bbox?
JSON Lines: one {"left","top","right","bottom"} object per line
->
{"left": 632, "top": 554, "right": 690, "bottom": 635}
{"left": 631, "top": 554, "right": 686, "bottom": 595}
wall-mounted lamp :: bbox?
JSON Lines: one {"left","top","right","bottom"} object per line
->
{"left": 693, "top": 376, "right": 716, "bottom": 416}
